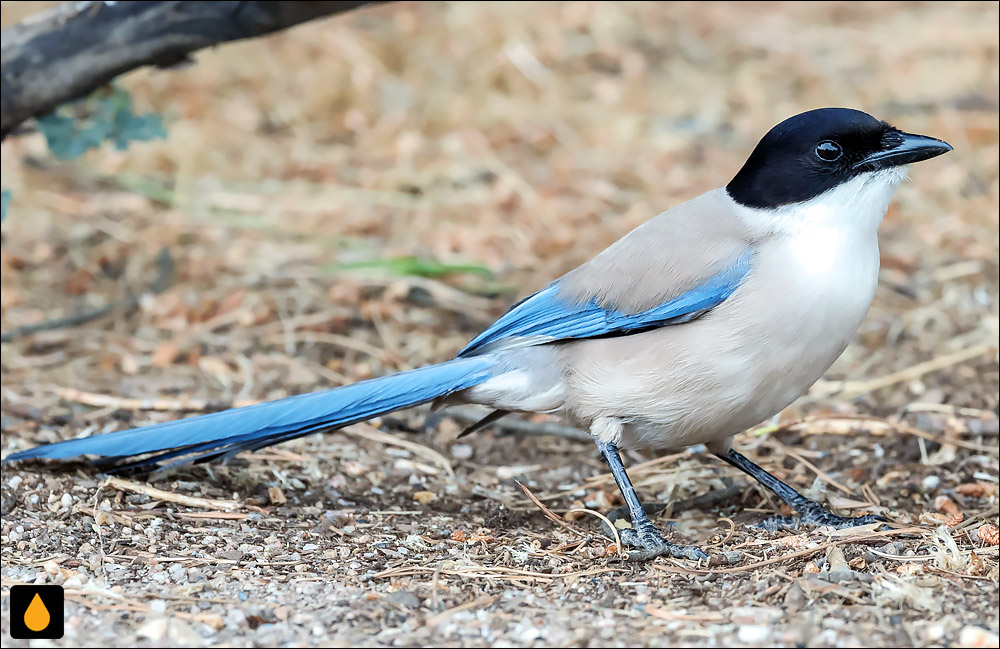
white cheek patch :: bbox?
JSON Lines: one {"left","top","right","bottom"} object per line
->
{"left": 740, "top": 168, "right": 905, "bottom": 239}
{"left": 783, "top": 169, "right": 904, "bottom": 277}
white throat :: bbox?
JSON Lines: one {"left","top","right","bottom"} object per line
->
{"left": 734, "top": 168, "right": 906, "bottom": 278}
{"left": 739, "top": 168, "right": 907, "bottom": 235}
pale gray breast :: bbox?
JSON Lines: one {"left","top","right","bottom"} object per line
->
{"left": 556, "top": 218, "right": 882, "bottom": 448}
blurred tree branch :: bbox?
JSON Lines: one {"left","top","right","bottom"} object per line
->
{"left": 0, "top": 0, "right": 384, "bottom": 140}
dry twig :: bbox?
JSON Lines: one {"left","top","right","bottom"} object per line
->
{"left": 103, "top": 476, "right": 244, "bottom": 511}
{"left": 516, "top": 480, "right": 592, "bottom": 540}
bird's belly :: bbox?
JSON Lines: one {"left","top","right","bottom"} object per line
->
{"left": 564, "top": 234, "right": 880, "bottom": 449}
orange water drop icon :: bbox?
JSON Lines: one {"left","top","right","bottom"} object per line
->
{"left": 24, "top": 592, "right": 51, "bottom": 632}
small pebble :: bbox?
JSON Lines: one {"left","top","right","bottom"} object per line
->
{"left": 386, "top": 590, "right": 421, "bottom": 609}
{"left": 709, "top": 550, "right": 743, "bottom": 566}
{"left": 268, "top": 486, "right": 286, "bottom": 505}
{"left": 783, "top": 581, "right": 806, "bottom": 611}
{"left": 737, "top": 625, "right": 770, "bottom": 643}
{"left": 959, "top": 625, "right": 999, "bottom": 648}
{"left": 450, "top": 444, "right": 473, "bottom": 460}
{"left": 344, "top": 461, "right": 366, "bottom": 477}
{"left": 226, "top": 608, "right": 247, "bottom": 626}
{"left": 413, "top": 490, "right": 437, "bottom": 504}
{"left": 926, "top": 625, "right": 946, "bottom": 642}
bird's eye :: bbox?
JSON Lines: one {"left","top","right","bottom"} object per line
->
{"left": 816, "top": 141, "right": 843, "bottom": 162}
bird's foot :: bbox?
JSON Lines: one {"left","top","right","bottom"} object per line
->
{"left": 757, "top": 503, "right": 886, "bottom": 532}
{"left": 614, "top": 519, "right": 708, "bottom": 562}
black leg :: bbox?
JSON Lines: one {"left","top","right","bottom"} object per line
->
{"left": 717, "top": 448, "right": 885, "bottom": 531}
{"left": 596, "top": 440, "right": 707, "bottom": 561}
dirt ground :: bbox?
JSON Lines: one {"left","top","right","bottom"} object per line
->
{"left": 2, "top": 1, "right": 998, "bottom": 647}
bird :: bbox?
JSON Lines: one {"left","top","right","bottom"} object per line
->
{"left": 4, "top": 107, "right": 952, "bottom": 561}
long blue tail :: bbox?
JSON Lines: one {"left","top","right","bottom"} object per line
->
{"left": 4, "top": 357, "right": 498, "bottom": 470}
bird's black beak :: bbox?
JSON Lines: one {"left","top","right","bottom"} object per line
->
{"left": 854, "top": 131, "right": 953, "bottom": 170}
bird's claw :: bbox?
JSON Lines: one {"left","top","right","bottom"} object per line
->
{"left": 757, "top": 508, "right": 887, "bottom": 533}
{"left": 614, "top": 521, "right": 708, "bottom": 562}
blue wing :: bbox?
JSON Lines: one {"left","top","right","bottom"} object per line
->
{"left": 458, "top": 249, "right": 753, "bottom": 357}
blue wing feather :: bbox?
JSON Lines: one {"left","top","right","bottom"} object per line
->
{"left": 459, "top": 249, "right": 753, "bottom": 357}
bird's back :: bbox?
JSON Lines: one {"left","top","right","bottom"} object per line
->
{"left": 557, "top": 188, "right": 756, "bottom": 313}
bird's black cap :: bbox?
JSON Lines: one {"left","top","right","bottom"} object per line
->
{"left": 727, "top": 108, "right": 952, "bottom": 209}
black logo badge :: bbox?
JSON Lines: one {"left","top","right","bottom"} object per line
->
{"left": 9, "top": 585, "right": 64, "bottom": 639}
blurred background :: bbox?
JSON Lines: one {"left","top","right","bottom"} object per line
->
{"left": 0, "top": 2, "right": 997, "bottom": 646}
{"left": 1, "top": 1, "right": 995, "bottom": 409}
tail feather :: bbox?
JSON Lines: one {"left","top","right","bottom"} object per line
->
{"left": 4, "top": 357, "right": 497, "bottom": 468}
